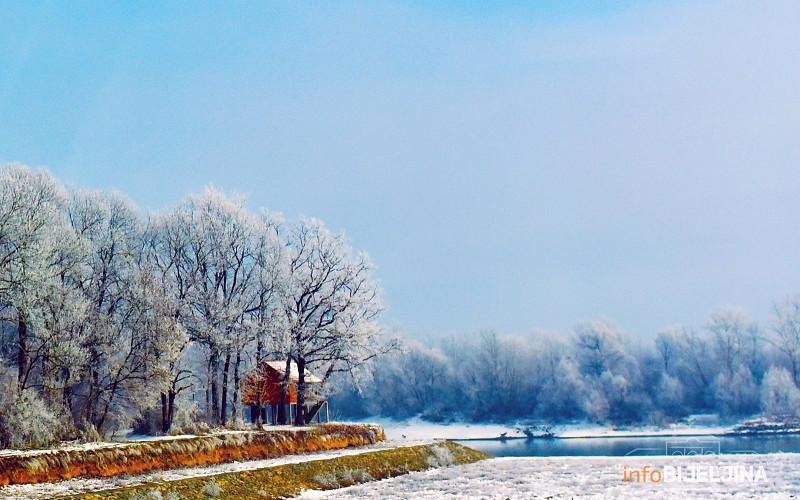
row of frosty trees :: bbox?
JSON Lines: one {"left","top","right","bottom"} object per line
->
{"left": 345, "top": 309, "right": 800, "bottom": 425}
{"left": 0, "top": 164, "right": 387, "bottom": 449}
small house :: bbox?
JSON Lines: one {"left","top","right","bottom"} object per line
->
{"left": 241, "top": 360, "right": 329, "bottom": 424}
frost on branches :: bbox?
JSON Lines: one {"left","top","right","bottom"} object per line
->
{"left": 281, "top": 218, "right": 388, "bottom": 426}
{"left": 0, "top": 165, "right": 392, "bottom": 448}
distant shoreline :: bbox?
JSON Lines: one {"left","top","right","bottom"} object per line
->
{"left": 371, "top": 416, "right": 800, "bottom": 442}
{"left": 454, "top": 428, "right": 800, "bottom": 442}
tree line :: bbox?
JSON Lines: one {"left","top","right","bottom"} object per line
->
{"left": 338, "top": 306, "right": 800, "bottom": 426}
{"left": 0, "top": 164, "right": 386, "bottom": 449}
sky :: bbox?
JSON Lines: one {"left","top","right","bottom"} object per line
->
{"left": 2, "top": 1, "right": 800, "bottom": 341}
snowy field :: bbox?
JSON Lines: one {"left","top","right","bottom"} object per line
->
{"left": 298, "top": 453, "right": 800, "bottom": 499}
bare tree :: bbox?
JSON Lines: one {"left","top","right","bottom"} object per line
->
{"left": 772, "top": 297, "right": 800, "bottom": 385}
{"left": 281, "top": 218, "right": 384, "bottom": 426}
{"left": 0, "top": 165, "right": 74, "bottom": 391}
{"left": 655, "top": 327, "right": 682, "bottom": 373}
{"left": 706, "top": 308, "right": 754, "bottom": 379}
{"left": 155, "top": 188, "right": 264, "bottom": 425}
{"left": 574, "top": 320, "right": 626, "bottom": 377}
{"left": 246, "top": 211, "right": 286, "bottom": 424}
{"left": 67, "top": 189, "right": 181, "bottom": 434}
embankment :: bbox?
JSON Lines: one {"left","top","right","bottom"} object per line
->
{"left": 70, "top": 441, "right": 490, "bottom": 499}
{"left": 0, "top": 423, "right": 384, "bottom": 486}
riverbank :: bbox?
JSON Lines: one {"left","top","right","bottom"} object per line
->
{"left": 370, "top": 416, "right": 800, "bottom": 442}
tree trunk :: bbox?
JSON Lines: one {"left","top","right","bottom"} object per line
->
{"left": 278, "top": 357, "right": 291, "bottom": 424}
{"left": 161, "top": 392, "right": 169, "bottom": 433}
{"left": 231, "top": 351, "right": 241, "bottom": 425}
{"left": 205, "top": 380, "right": 211, "bottom": 423}
{"left": 160, "top": 388, "right": 177, "bottom": 433}
{"left": 96, "top": 378, "right": 120, "bottom": 433}
{"left": 295, "top": 356, "right": 306, "bottom": 426}
{"left": 221, "top": 350, "right": 231, "bottom": 426}
{"left": 64, "top": 382, "right": 73, "bottom": 413}
{"left": 85, "top": 349, "right": 100, "bottom": 426}
{"left": 255, "top": 339, "right": 263, "bottom": 425}
{"left": 16, "top": 314, "right": 27, "bottom": 389}
{"left": 210, "top": 347, "right": 220, "bottom": 425}
{"left": 168, "top": 389, "right": 176, "bottom": 431}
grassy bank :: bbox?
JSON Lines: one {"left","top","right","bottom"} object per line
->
{"left": 0, "top": 424, "right": 384, "bottom": 486}
{"left": 69, "top": 441, "right": 490, "bottom": 500}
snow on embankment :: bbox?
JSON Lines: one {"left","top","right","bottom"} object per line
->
{"left": 71, "top": 441, "right": 490, "bottom": 500}
{"left": 0, "top": 423, "right": 384, "bottom": 486}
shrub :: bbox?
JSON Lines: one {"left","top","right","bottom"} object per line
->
{"left": 203, "top": 478, "right": 223, "bottom": 498}
{"left": 132, "top": 491, "right": 164, "bottom": 500}
{"left": 171, "top": 420, "right": 211, "bottom": 436}
{"left": 312, "top": 471, "right": 338, "bottom": 487}
{"left": 0, "top": 392, "right": 65, "bottom": 449}
{"left": 0, "top": 366, "right": 65, "bottom": 449}
{"left": 425, "top": 443, "right": 455, "bottom": 467}
{"left": 761, "top": 366, "right": 800, "bottom": 418}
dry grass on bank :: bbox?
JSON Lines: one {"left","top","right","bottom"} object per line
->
{"left": 0, "top": 424, "right": 384, "bottom": 486}
{"left": 69, "top": 441, "right": 490, "bottom": 500}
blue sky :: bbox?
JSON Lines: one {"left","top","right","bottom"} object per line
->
{"left": 2, "top": 1, "right": 800, "bottom": 340}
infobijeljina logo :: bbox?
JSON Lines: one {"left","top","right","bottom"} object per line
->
{"left": 622, "top": 464, "right": 768, "bottom": 483}
{"left": 621, "top": 436, "right": 768, "bottom": 484}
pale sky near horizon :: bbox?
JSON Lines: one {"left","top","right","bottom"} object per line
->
{"left": 2, "top": 1, "right": 800, "bottom": 341}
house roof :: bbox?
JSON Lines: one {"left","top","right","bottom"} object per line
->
{"left": 263, "top": 360, "right": 323, "bottom": 384}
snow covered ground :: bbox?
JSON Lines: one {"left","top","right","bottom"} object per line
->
{"left": 298, "top": 453, "right": 800, "bottom": 499}
{"left": 0, "top": 440, "right": 431, "bottom": 500}
{"left": 4, "top": 419, "right": 792, "bottom": 499}
{"left": 370, "top": 417, "right": 733, "bottom": 441}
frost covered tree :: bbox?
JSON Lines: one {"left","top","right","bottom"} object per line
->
{"left": 155, "top": 188, "right": 266, "bottom": 425}
{"left": 536, "top": 356, "right": 586, "bottom": 420}
{"left": 771, "top": 297, "right": 800, "bottom": 385}
{"left": 0, "top": 166, "right": 397, "bottom": 442}
{"left": 67, "top": 190, "right": 181, "bottom": 434}
{"left": 761, "top": 366, "right": 800, "bottom": 418}
{"left": 574, "top": 321, "right": 627, "bottom": 377}
{"left": 0, "top": 360, "right": 64, "bottom": 449}
{"left": 670, "top": 327, "right": 715, "bottom": 410}
{"left": 463, "top": 331, "right": 535, "bottom": 420}
{"left": 655, "top": 327, "right": 683, "bottom": 373}
{"left": 281, "top": 218, "right": 384, "bottom": 426}
{"left": 245, "top": 211, "right": 286, "bottom": 424}
{"left": 713, "top": 365, "right": 760, "bottom": 416}
{"left": 654, "top": 374, "right": 685, "bottom": 417}
{"left": 706, "top": 308, "right": 760, "bottom": 378}
{"left": 0, "top": 165, "right": 75, "bottom": 390}
{"left": 572, "top": 322, "right": 651, "bottom": 423}
{"left": 367, "top": 340, "right": 454, "bottom": 419}
{"left": 0, "top": 165, "right": 87, "bottom": 444}
{"left": 142, "top": 220, "right": 193, "bottom": 433}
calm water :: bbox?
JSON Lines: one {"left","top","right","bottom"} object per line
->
{"left": 456, "top": 434, "right": 800, "bottom": 457}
